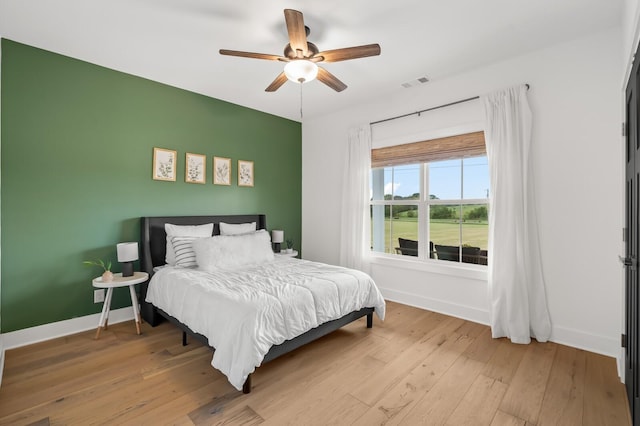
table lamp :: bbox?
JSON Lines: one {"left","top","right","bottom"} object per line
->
{"left": 272, "top": 230, "right": 284, "bottom": 253}
{"left": 117, "top": 242, "right": 138, "bottom": 277}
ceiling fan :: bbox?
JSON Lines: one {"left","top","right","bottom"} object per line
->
{"left": 219, "top": 9, "right": 381, "bottom": 92}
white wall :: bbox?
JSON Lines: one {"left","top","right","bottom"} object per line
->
{"left": 624, "top": 0, "right": 640, "bottom": 78}
{"left": 302, "top": 28, "right": 624, "bottom": 359}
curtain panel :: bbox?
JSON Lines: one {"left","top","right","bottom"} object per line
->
{"left": 339, "top": 125, "right": 372, "bottom": 272}
{"left": 482, "top": 85, "right": 551, "bottom": 344}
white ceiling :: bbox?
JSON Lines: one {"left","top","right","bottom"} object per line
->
{"left": 0, "top": 0, "right": 624, "bottom": 122}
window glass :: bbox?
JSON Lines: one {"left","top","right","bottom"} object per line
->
{"left": 463, "top": 157, "right": 489, "bottom": 199}
{"left": 391, "top": 164, "right": 420, "bottom": 199}
{"left": 430, "top": 204, "right": 461, "bottom": 259}
{"left": 390, "top": 205, "right": 419, "bottom": 256}
{"left": 371, "top": 204, "right": 418, "bottom": 255}
{"left": 429, "top": 159, "right": 461, "bottom": 200}
{"left": 461, "top": 203, "right": 489, "bottom": 265}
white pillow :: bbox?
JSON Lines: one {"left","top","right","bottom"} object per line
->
{"left": 171, "top": 236, "right": 199, "bottom": 268}
{"left": 219, "top": 221, "right": 257, "bottom": 236}
{"left": 193, "top": 229, "right": 274, "bottom": 271}
{"left": 164, "top": 223, "right": 213, "bottom": 265}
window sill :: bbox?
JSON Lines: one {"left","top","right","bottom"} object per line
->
{"left": 368, "top": 252, "right": 488, "bottom": 282}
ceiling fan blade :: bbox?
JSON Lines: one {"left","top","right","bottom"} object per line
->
{"left": 317, "top": 67, "right": 347, "bottom": 92}
{"left": 265, "top": 72, "right": 289, "bottom": 92}
{"left": 315, "top": 44, "right": 381, "bottom": 62}
{"left": 219, "top": 49, "right": 285, "bottom": 61}
{"left": 284, "top": 9, "right": 308, "bottom": 57}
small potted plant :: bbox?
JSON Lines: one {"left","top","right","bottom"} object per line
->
{"left": 84, "top": 259, "right": 113, "bottom": 282}
{"left": 285, "top": 238, "right": 294, "bottom": 254}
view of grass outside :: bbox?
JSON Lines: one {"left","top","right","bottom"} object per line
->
{"left": 372, "top": 204, "right": 488, "bottom": 257}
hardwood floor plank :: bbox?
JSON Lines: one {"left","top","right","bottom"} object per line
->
{"left": 266, "top": 393, "right": 370, "bottom": 426}
{"left": 463, "top": 326, "right": 500, "bottom": 363}
{"left": 127, "top": 379, "right": 229, "bottom": 425}
{"left": 0, "top": 330, "right": 203, "bottom": 417}
{"left": 499, "top": 340, "right": 557, "bottom": 424}
{"left": 1, "top": 324, "right": 177, "bottom": 404}
{"left": 260, "top": 354, "right": 384, "bottom": 424}
{"left": 350, "top": 316, "right": 465, "bottom": 407}
{"left": 445, "top": 374, "right": 508, "bottom": 425}
{"left": 244, "top": 326, "right": 384, "bottom": 419}
{"left": 490, "top": 410, "right": 527, "bottom": 426}
{"left": 583, "top": 352, "right": 631, "bottom": 426}
{"left": 368, "top": 308, "right": 444, "bottom": 364}
{"left": 321, "top": 394, "right": 371, "bottom": 425}
{"left": 199, "top": 405, "right": 264, "bottom": 426}
{"left": 100, "top": 357, "right": 228, "bottom": 424}
{"left": 482, "top": 339, "right": 528, "bottom": 385}
{"left": 8, "top": 349, "right": 215, "bottom": 425}
{"left": 184, "top": 323, "right": 386, "bottom": 424}
{"left": 352, "top": 326, "right": 482, "bottom": 425}
{"left": 537, "top": 345, "right": 586, "bottom": 425}
{"left": 369, "top": 301, "right": 435, "bottom": 340}
{"left": 0, "top": 302, "right": 629, "bottom": 425}
{"left": 25, "top": 418, "right": 49, "bottom": 426}
{"left": 395, "top": 355, "right": 484, "bottom": 425}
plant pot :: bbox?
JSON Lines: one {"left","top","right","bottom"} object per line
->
{"left": 286, "top": 248, "right": 293, "bottom": 254}
{"left": 102, "top": 271, "right": 114, "bottom": 282}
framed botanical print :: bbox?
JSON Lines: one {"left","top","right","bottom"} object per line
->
{"left": 238, "top": 160, "right": 254, "bottom": 187}
{"left": 185, "top": 153, "right": 206, "bottom": 184}
{"left": 213, "top": 156, "right": 231, "bottom": 186}
{"left": 152, "top": 147, "right": 177, "bottom": 181}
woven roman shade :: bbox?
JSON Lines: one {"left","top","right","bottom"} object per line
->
{"left": 371, "top": 131, "right": 486, "bottom": 168}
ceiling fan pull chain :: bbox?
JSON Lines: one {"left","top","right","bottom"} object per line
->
{"left": 300, "top": 83, "right": 304, "bottom": 120}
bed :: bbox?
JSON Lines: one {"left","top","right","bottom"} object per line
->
{"left": 139, "top": 214, "right": 385, "bottom": 393}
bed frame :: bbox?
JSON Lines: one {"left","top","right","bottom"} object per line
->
{"left": 139, "top": 214, "right": 375, "bottom": 393}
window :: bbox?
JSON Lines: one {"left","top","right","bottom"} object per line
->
{"left": 370, "top": 132, "right": 489, "bottom": 266}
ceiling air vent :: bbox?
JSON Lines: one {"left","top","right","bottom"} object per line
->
{"left": 401, "top": 76, "right": 430, "bottom": 88}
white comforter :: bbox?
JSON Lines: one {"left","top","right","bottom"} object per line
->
{"left": 145, "top": 257, "right": 386, "bottom": 390}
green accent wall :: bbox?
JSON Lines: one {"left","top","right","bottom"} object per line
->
{"left": 0, "top": 39, "right": 302, "bottom": 333}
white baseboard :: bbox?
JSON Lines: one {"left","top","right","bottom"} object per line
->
{"left": 380, "top": 287, "right": 491, "bottom": 326}
{"left": 618, "top": 347, "right": 626, "bottom": 383}
{"left": 2, "top": 307, "right": 134, "bottom": 351}
{"left": 549, "top": 324, "right": 620, "bottom": 359}
{"left": 380, "top": 287, "right": 622, "bottom": 366}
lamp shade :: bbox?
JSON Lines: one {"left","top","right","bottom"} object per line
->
{"left": 271, "top": 230, "right": 284, "bottom": 244}
{"left": 117, "top": 242, "right": 139, "bottom": 262}
{"left": 284, "top": 60, "right": 318, "bottom": 83}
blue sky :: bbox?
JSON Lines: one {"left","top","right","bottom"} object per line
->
{"left": 381, "top": 157, "right": 489, "bottom": 200}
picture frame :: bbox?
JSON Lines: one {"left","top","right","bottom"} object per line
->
{"left": 152, "top": 147, "right": 177, "bottom": 181}
{"left": 185, "top": 152, "right": 206, "bottom": 184}
{"left": 238, "top": 160, "right": 254, "bottom": 187}
{"left": 213, "top": 156, "right": 231, "bottom": 186}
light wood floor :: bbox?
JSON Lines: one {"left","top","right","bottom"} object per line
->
{"left": 0, "top": 301, "right": 630, "bottom": 425}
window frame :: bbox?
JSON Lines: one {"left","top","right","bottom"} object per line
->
{"left": 370, "top": 158, "right": 489, "bottom": 269}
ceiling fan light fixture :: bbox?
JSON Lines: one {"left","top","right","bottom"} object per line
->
{"left": 220, "top": 9, "right": 380, "bottom": 92}
{"left": 284, "top": 60, "right": 318, "bottom": 84}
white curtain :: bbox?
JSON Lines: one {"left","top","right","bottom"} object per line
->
{"left": 482, "top": 85, "right": 551, "bottom": 344}
{"left": 339, "top": 125, "right": 372, "bottom": 272}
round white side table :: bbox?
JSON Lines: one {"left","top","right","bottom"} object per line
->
{"left": 92, "top": 271, "right": 149, "bottom": 339}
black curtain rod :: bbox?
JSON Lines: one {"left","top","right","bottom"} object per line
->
{"left": 370, "top": 83, "right": 530, "bottom": 126}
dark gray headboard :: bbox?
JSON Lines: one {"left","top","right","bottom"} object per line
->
{"left": 139, "top": 214, "right": 267, "bottom": 325}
